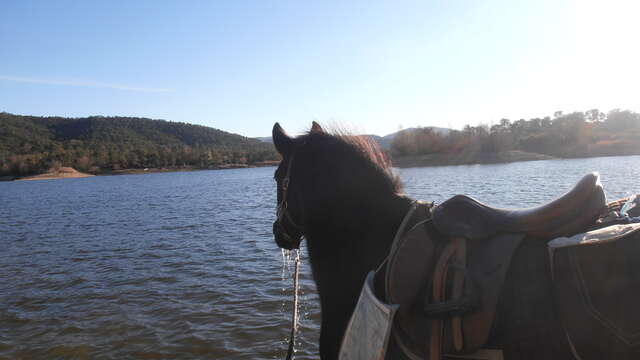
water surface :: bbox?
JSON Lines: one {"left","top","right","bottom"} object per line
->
{"left": 1, "top": 156, "right": 639, "bottom": 359}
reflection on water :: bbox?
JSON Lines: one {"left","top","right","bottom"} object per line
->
{"left": 1, "top": 156, "right": 639, "bottom": 359}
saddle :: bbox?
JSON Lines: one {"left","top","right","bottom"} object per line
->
{"left": 379, "top": 173, "right": 607, "bottom": 360}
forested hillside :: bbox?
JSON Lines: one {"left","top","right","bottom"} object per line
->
{"left": 391, "top": 109, "right": 640, "bottom": 159}
{"left": 0, "top": 113, "right": 278, "bottom": 176}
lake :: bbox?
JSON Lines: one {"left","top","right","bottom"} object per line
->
{"left": 2, "top": 156, "right": 640, "bottom": 359}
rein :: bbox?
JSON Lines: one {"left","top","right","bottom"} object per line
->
{"left": 285, "top": 249, "right": 301, "bottom": 360}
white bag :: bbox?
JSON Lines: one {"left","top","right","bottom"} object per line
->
{"left": 339, "top": 271, "right": 399, "bottom": 360}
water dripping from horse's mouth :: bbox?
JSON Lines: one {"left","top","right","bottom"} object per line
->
{"left": 280, "top": 248, "right": 303, "bottom": 358}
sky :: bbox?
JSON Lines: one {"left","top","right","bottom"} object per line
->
{"left": 1, "top": 0, "right": 639, "bottom": 137}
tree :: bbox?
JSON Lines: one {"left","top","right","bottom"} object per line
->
{"left": 586, "top": 109, "right": 605, "bottom": 123}
{"left": 499, "top": 118, "right": 511, "bottom": 132}
{"left": 606, "top": 109, "right": 639, "bottom": 130}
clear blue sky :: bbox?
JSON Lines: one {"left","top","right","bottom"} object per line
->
{"left": 1, "top": 0, "right": 638, "bottom": 137}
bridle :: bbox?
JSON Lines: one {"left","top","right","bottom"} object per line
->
{"left": 274, "top": 148, "right": 304, "bottom": 250}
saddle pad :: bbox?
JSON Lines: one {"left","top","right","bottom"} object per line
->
{"left": 339, "top": 272, "right": 399, "bottom": 360}
{"left": 386, "top": 217, "right": 435, "bottom": 319}
{"left": 549, "top": 223, "right": 640, "bottom": 360}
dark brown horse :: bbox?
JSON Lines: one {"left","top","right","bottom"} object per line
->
{"left": 272, "top": 122, "right": 413, "bottom": 359}
{"left": 270, "top": 122, "right": 627, "bottom": 360}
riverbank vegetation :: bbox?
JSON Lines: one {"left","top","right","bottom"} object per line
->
{"left": 391, "top": 109, "right": 640, "bottom": 166}
{"left": 3, "top": 109, "right": 639, "bottom": 177}
{"left": 0, "top": 113, "right": 278, "bottom": 177}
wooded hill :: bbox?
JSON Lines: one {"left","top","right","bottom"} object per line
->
{"left": 0, "top": 113, "right": 278, "bottom": 177}
{"left": 4, "top": 108, "right": 639, "bottom": 177}
{"left": 391, "top": 109, "right": 640, "bottom": 159}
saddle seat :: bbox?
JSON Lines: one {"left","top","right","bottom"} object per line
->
{"left": 382, "top": 173, "right": 608, "bottom": 360}
{"left": 432, "top": 172, "right": 606, "bottom": 241}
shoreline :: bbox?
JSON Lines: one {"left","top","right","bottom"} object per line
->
{"left": 16, "top": 167, "right": 95, "bottom": 181}
{"left": 391, "top": 150, "right": 555, "bottom": 168}
{"left": 4, "top": 153, "right": 640, "bottom": 180}
{"left": 99, "top": 161, "right": 280, "bottom": 176}
{"left": 3, "top": 161, "right": 280, "bottom": 181}
{"left": 391, "top": 151, "right": 640, "bottom": 168}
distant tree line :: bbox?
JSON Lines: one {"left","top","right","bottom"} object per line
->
{"left": 391, "top": 109, "right": 640, "bottom": 158}
{"left": 0, "top": 113, "right": 278, "bottom": 176}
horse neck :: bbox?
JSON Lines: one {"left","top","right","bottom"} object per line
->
{"left": 303, "top": 191, "right": 412, "bottom": 359}
{"left": 305, "top": 190, "right": 411, "bottom": 284}
{"left": 306, "top": 192, "right": 412, "bottom": 262}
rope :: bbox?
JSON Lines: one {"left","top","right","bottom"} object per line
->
{"left": 285, "top": 249, "right": 301, "bottom": 360}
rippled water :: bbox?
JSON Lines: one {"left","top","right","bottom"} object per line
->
{"left": 1, "top": 156, "right": 640, "bottom": 359}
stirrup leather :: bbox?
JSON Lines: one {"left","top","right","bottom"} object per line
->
{"left": 428, "top": 237, "right": 468, "bottom": 360}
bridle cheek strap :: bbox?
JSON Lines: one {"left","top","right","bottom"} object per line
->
{"left": 276, "top": 150, "right": 304, "bottom": 247}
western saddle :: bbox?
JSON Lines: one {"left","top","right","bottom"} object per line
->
{"left": 378, "top": 173, "right": 606, "bottom": 360}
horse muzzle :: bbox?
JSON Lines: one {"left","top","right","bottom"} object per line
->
{"left": 273, "top": 221, "right": 302, "bottom": 250}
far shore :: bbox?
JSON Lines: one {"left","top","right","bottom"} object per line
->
{"left": 99, "top": 160, "right": 280, "bottom": 176}
{"left": 16, "top": 167, "right": 95, "bottom": 181}
{"left": 391, "top": 150, "right": 555, "bottom": 168}
{"left": 5, "top": 153, "right": 640, "bottom": 181}
{"left": 3, "top": 161, "right": 281, "bottom": 181}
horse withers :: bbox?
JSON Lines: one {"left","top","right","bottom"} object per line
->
{"left": 271, "top": 122, "right": 640, "bottom": 360}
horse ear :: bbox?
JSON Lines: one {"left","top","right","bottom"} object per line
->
{"left": 310, "top": 121, "right": 324, "bottom": 133}
{"left": 272, "top": 123, "right": 293, "bottom": 155}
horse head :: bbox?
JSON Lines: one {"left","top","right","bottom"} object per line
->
{"left": 271, "top": 121, "right": 324, "bottom": 250}
{"left": 271, "top": 121, "right": 402, "bottom": 250}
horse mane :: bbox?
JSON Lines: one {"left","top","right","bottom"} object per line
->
{"left": 300, "top": 129, "right": 402, "bottom": 195}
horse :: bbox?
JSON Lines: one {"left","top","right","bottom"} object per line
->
{"left": 270, "top": 122, "right": 638, "bottom": 360}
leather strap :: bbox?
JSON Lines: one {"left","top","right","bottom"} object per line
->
{"left": 382, "top": 201, "right": 420, "bottom": 285}
{"left": 451, "top": 237, "right": 467, "bottom": 352}
{"left": 429, "top": 242, "right": 459, "bottom": 360}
